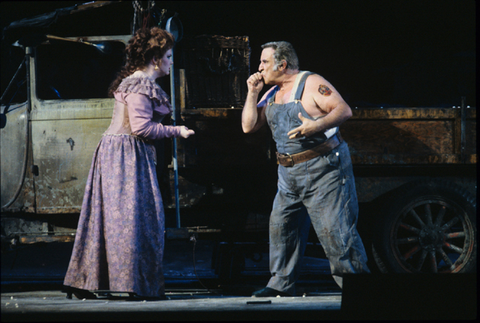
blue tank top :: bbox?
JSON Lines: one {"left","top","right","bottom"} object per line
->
{"left": 265, "top": 71, "right": 335, "bottom": 155}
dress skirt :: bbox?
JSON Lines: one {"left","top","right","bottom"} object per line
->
{"left": 63, "top": 134, "right": 165, "bottom": 297}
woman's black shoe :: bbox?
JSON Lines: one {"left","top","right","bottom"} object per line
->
{"left": 252, "top": 287, "right": 292, "bottom": 297}
{"left": 63, "top": 286, "right": 98, "bottom": 300}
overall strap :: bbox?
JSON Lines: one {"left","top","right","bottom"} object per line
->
{"left": 293, "top": 71, "right": 313, "bottom": 101}
{"left": 267, "top": 86, "right": 279, "bottom": 104}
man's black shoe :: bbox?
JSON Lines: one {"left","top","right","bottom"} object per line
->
{"left": 252, "top": 287, "right": 291, "bottom": 297}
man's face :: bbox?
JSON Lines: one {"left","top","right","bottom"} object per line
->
{"left": 259, "top": 47, "right": 279, "bottom": 85}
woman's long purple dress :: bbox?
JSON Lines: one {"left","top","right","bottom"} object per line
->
{"left": 63, "top": 71, "right": 181, "bottom": 297}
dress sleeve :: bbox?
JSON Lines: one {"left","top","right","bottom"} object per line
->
{"left": 125, "top": 92, "right": 181, "bottom": 139}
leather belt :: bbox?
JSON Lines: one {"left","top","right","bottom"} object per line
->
{"left": 276, "top": 133, "right": 343, "bottom": 167}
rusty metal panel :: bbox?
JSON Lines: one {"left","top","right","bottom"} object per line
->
{"left": 465, "top": 108, "right": 476, "bottom": 155}
{"left": 30, "top": 99, "right": 114, "bottom": 121}
{"left": 19, "top": 235, "right": 75, "bottom": 244}
{"left": 31, "top": 101, "right": 112, "bottom": 213}
{"left": 344, "top": 120, "right": 455, "bottom": 155}
{"left": 351, "top": 107, "right": 456, "bottom": 119}
{"left": 343, "top": 107, "right": 476, "bottom": 165}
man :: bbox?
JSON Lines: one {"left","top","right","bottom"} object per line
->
{"left": 242, "top": 41, "right": 370, "bottom": 297}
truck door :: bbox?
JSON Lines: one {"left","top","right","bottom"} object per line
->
{"left": 30, "top": 37, "right": 128, "bottom": 214}
{"left": 0, "top": 46, "right": 29, "bottom": 211}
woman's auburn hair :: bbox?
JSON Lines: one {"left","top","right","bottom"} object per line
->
{"left": 108, "top": 27, "right": 175, "bottom": 97}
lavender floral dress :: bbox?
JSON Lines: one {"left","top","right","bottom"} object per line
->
{"left": 64, "top": 71, "right": 181, "bottom": 297}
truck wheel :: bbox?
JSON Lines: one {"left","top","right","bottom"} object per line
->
{"left": 373, "top": 179, "right": 476, "bottom": 273}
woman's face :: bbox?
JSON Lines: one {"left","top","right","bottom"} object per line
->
{"left": 159, "top": 49, "right": 173, "bottom": 77}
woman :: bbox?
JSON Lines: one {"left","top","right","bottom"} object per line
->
{"left": 63, "top": 27, "right": 194, "bottom": 300}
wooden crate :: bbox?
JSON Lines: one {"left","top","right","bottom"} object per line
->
{"left": 180, "top": 35, "right": 250, "bottom": 108}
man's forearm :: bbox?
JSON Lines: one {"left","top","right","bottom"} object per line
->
{"left": 316, "top": 103, "right": 352, "bottom": 132}
{"left": 242, "top": 91, "right": 260, "bottom": 133}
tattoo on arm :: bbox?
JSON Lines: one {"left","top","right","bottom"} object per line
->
{"left": 318, "top": 84, "right": 332, "bottom": 96}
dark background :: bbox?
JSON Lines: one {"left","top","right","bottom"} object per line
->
{"left": 0, "top": 0, "right": 476, "bottom": 107}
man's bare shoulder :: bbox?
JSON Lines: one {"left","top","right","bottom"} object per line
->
{"left": 304, "top": 73, "right": 336, "bottom": 97}
{"left": 305, "top": 73, "right": 331, "bottom": 87}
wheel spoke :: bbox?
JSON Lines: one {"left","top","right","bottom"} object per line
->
{"left": 396, "top": 237, "right": 419, "bottom": 244}
{"left": 441, "top": 217, "right": 459, "bottom": 231}
{"left": 443, "top": 241, "right": 463, "bottom": 254}
{"left": 446, "top": 231, "right": 465, "bottom": 239}
{"left": 429, "top": 251, "right": 438, "bottom": 273}
{"left": 438, "top": 248, "right": 454, "bottom": 269}
{"left": 399, "top": 222, "right": 421, "bottom": 234}
{"left": 409, "top": 209, "right": 425, "bottom": 227}
{"left": 415, "top": 249, "right": 428, "bottom": 271}
{"left": 434, "top": 205, "right": 447, "bottom": 226}
{"left": 402, "top": 245, "right": 420, "bottom": 260}
{"left": 424, "top": 203, "right": 433, "bottom": 225}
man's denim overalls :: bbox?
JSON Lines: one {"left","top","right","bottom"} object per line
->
{"left": 264, "top": 71, "right": 370, "bottom": 294}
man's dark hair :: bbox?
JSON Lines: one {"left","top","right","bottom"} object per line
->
{"left": 261, "top": 41, "right": 299, "bottom": 70}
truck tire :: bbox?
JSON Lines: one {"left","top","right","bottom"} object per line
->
{"left": 372, "top": 179, "right": 476, "bottom": 273}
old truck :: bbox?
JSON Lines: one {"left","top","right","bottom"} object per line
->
{"left": 1, "top": 2, "right": 476, "bottom": 278}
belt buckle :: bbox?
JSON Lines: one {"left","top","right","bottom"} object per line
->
{"left": 285, "top": 153, "right": 295, "bottom": 167}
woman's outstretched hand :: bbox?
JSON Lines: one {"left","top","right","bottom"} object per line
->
{"left": 179, "top": 126, "right": 195, "bottom": 138}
